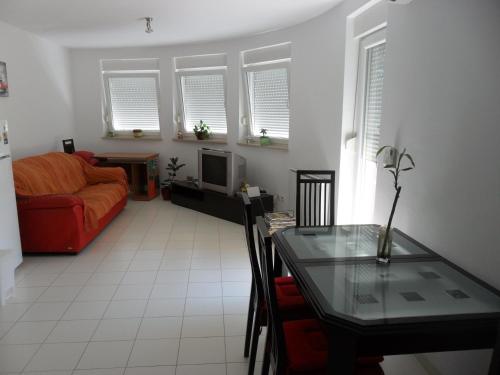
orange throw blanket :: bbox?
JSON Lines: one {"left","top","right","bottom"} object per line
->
{"left": 13, "top": 152, "right": 128, "bottom": 231}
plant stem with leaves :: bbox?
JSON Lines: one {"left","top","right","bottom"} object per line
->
{"left": 376, "top": 146, "right": 415, "bottom": 256}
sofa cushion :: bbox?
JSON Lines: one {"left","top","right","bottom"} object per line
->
{"left": 75, "top": 183, "right": 127, "bottom": 231}
{"left": 13, "top": 152, "right": 88, "bottom": 196}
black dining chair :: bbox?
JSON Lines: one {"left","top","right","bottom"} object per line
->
{"left": 295, "top": 170, "right": 335, "bottom": 227}
{"left": 257, "top": 216, "right": 385, "bottom": 375}
{"left": 241, "top": 194, "right": 310, "bottom": 375}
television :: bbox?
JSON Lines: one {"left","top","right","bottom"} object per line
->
{"left": 198, "top": 148, "right": 246, "bottom": 195}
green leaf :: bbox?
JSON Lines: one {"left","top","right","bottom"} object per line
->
{"left": 403, "top": 153, "right": 415, "bottom": 167}
{"left": 398, "top": 148, "right": 406, "bottom": 164}
{"left": 376, "top": 145, "right": 392, "bottom": 158}
{"left": 401, "top": 167, "right": 414, "bottom": 171}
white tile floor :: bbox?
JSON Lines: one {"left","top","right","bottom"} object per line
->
{"left": 0, "top": 199, "right": 428, "bottom": 375}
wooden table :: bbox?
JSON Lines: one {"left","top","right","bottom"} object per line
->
{"left": 269, "top": 223, "right": 500, "bottom": 374}
{"left": 94, "top": 152, "right": 159, "bottom": 201}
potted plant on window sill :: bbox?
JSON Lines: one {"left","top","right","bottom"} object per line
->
{"left": 193, "top": 120, "right": 211, "bottom": 140}
{"left": 259, "top": 128, "right": 271, "bottom": 146}
{"left": 161, "top": 157, "right": 186, "bottom": 201}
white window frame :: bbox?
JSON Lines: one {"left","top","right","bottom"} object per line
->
{"left": 175, "top": 67, "right": 228, "bottom": 138}
{"left": 241, "top": 59, "right": 291, "bottom": 144}
{"left": 352, "top": 27, "right": 387, "bottom": 223}
{"left": 102, "top": 70, "right": 161, "bottom": 136}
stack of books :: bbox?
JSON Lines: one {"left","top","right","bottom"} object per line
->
{"left": 264, "top": 211, "right": 296, "bottom": 234}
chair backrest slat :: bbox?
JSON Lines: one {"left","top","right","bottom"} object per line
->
{"left": 295, "top": 170, "right": 335, "bottom": 227}
{"left": 257, "top": 216, "right": 287, "bottom": 373}
{"left": 242, "top": 193, "right": 265, "bottom": 304}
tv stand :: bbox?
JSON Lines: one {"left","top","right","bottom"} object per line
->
{"left": 171, "top": 181, "right": 273, "bottom": 224}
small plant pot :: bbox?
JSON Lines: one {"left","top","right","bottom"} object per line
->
{"left": 132, "top": 129, "right": 144, "bottom": 138}
{"left": 260, "top": 136, "right": 271, "bottom": 146}
{"left": 161, "top": 186, "right": 172, "bottom": 201}
{"left": 195, "top": 133, "right": 209, "bottom": 140}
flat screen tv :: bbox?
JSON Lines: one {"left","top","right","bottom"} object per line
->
{"left": 198, "top": 148, "right": 246, "bottom": 195}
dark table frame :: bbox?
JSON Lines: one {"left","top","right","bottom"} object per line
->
{"left": 269, "top": 221, "right": 500, "bottom": 374}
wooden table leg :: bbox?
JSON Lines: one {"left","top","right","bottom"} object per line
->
{"left": 327, "top": 328, "right": 357, "bottom": 374}
{"left": 489, "top": 323, "right": 500, "bottom": 375}
{"left": 131, "top": 164, "right": 140, "bottom": 197}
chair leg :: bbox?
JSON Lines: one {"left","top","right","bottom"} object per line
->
{"left": 244, "top": 283, "right": 256, "bottom": 357}
{"left": 261, "top": 327, "right": 271, "bottom": 375}
{"left": 248, "top": 309, "right": 262, "bottom": 375}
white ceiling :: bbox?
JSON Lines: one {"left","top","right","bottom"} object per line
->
{"left": 0, "top": 0, "right": 343, "bottom": 49}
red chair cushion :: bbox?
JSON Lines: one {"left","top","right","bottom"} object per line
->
{"left": 284, "top": 319, "right": 328, "bottom": 373}
{"left": 284, "top": 319, "right": 384, "bottom": 374}
{"left": 258, "top": 276, "right": 309, "bottom": 322}
{"left": 275, "top": 276, "right": 296, "bottom": 285}
{"left": 275, "top": 276, "right": 308, "bottom": 311}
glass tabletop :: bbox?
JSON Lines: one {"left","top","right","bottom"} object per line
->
{"left": 303, "top": 260, "right": 500, "bottom": 324}
{"left": 280, "top": 225, "right": 431, "bottom": 260}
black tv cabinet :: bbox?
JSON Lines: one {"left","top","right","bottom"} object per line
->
{"left": 171, "top": 181, "right": 273, "bottom": 224}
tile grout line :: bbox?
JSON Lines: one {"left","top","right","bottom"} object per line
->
{"left": 23, "top": 225, "right": 126, "bottom": 373}
{"left": 124, "top": 203, "right": 163, "bottom": 370}
{"left": 217, "top": 218, "right": 230, "bottom": 375}
{"left": 71, "top": 202, "right": 139, "bottom": 373}
{"left": 16, "top": 253, "right": 94, "bottom": 373}
{"left": 173, "top": 205, "right": 191, "bottom": 371}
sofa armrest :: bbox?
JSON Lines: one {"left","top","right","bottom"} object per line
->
{"left": 74, "top": 157, "right": 128, "bottom": 189}
{"left": 17, "top": 194, "right": 84, "bottom": 210}
{"left": 85, "top": 166, "right": 127, "bottom": 185}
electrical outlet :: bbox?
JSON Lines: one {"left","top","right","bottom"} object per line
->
{"left": 275, "top": 194, "right": 285, "bottom": 202}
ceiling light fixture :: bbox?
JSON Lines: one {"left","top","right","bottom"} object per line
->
{"left": 144, "top": 17, "right": 154, "bottom": 34}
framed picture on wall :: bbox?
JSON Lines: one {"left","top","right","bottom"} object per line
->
{"left": 0, "top": 62, "right": 8, "bottom": 97}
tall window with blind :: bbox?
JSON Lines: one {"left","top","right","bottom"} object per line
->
{"left": 174, "top": 54, "right": 228, "bottom": 137}
{"left": 353, "top": 28, "right": 387, "bottom": 223}
{"left": 179, "top": 73, "right": 227, "bottom": 134}
{"left": 241, "top": 43, "right": 291, "bottom": 142}
{"left": 103, "top": 73, "right": 160, "bottom": 135}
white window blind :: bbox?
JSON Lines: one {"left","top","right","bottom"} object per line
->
{"left": 180, "top": 74, "right": 227, "bottom": 134}
{"left": 362, "top": 43, "right": 386, "bottom": 162}
{"left": 246, "top": 67, "right": 289, "bottom": 139}
{"left": 106, "top": 75, "right": 160, "bottom": 132}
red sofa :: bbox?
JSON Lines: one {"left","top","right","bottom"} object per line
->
{"left": 13, "top": 152, "right": 128, "bottom": 254}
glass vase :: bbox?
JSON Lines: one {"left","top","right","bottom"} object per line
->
{"left": 376, "top": 226, "right": 393, "bottom": 264}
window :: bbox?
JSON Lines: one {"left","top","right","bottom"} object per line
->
{"left": 101, "top": 59, "right": 161, "bottom": 136}
{"left": 246, "top": 67, "right": 289, "bottom": 139}
{"left": 352, "top": 28, "right": 387, "bottom": 223}
{"left": 179, "top": 73, "right": 227, "bottom": 134}
{"left": 174, "top": 54, "right": 228, "bottom": 137}
{"left": 241, "top": 43, "right": 291, "bottom": 142}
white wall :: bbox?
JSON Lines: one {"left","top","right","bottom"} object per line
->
{"left": 69, "top": 0, "right": 500, "bottom": 372}
{"left": 376, "top": 0, "right": 500, "bottom": 374}
{"left": 69, "top": 0, "right": 368, "bottom": 210}
{"left": 0, "top": 21, "right": 75, "bottom": 159}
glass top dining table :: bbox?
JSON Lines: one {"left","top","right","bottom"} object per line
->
{"left": 272, "top": 224, "right": 500, "bottom": 326}
{"left": 269, "top": 222, "right": 500, "bottom": 374}
{"left": 278, "top": 224, "right": 434, "bottom": 261}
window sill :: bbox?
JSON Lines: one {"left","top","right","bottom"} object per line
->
{"left": 237, "top": 140, "right": 288, "bottom": 151}
{"left": 172, "top": 136, "right": 227, "bottom": 145}
{"left": 102, "top": 134, "right": 162, "bottom": 141}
